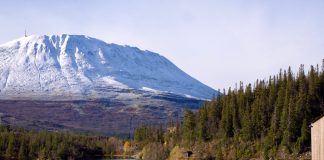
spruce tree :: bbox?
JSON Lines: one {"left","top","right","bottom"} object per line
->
{"left": 197, "top": 106, "right": 208, "bottom": 141}
{"left": 295, "top": 118, "right": 309, "bottom": 153}
{"left": 18, "top": 139, "right": 28, "bottom": 160}
{"left": 5, "top": 134, "right": 15, "bottom": 159}
{"left": 183, "top": 110, "right": 196, "bottom": 143}
{"left": 220, "top": 88, "right": 234, "bottom": 138}
{"left": 230, "top": 91, "right": 240, "bottom": 134}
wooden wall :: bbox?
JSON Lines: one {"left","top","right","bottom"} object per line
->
{"left": 311, "top": 116, "right": 324, "bottom": 160}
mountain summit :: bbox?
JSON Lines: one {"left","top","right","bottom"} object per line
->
{"left": 0, "top": 34, "right": 217, "bottom": 100}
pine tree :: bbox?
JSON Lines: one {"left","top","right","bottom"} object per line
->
{"left": 295, "top": 118, "right": 310, "bottom": 153}
{"left": 207, "top": 100, "right": 221, "bottom": 137}
{"left": 5, "top": 134, "right": 15, "bottom": 159}
{"left": 220, "top": 88, "right": 234, "bottom": 138}
{"left": 280, "top": 68, "right": 294, "bottom": 146}
{"left": 270, "top": 71, "right": 286, "bottom": 143}
{"left": 183, "top": 110, "right": 196, "bottom": 143}
{"left": 18, "top": 139, "right": 28, "bottom": 160}
{"left": 241, "top": 103, "right": 253, "bottom": 141}
{"left": 56, "top": 142, "right": 67, "bottom": 159}
{"left": 295, "top": 65, "right": 309, "bottom": 136}
{"left": 197, "top": 106, "right": 208, "bottom": 141}
{"left": 316, "top": 67, "right": 324, "bottom": 114}
{"left": 267, "top": 76, "right": 277, "bottom": 124}
{"left": 230, "top": 91, "right": 240, "bottom": 134}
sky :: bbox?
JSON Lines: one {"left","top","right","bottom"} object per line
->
{"left": 0, "top": 0, "right": 323, "bottom": 90}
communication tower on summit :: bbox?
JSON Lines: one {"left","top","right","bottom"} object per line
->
{"left": 24, "top": 29, "right": 27, "bottom": 37}
{"left": 322, "top": 59, "right": 324, "bottom": 72}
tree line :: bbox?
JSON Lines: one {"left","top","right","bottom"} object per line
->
{"left": 0, "top": 126, "right": 123, "bottom": 159}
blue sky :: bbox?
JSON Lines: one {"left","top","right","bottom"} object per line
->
{"left": 0, "top": 0, "right": 323, "bottom": 89}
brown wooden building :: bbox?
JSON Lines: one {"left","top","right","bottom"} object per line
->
{"left": 311, "top": 115, "right": 324, "bottom": 160}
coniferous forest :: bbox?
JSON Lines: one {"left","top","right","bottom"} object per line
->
{"left": 134, "top": 60, "right": 324, "bottom": 159}
{"left": 185, "top": 63, "right": 323, "bottom": 158}
{"left": 0, "top": 126, "right": 125, "bottom": 159}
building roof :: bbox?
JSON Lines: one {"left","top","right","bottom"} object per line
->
{"left": 311, "top": 114, "right": 324, "bottom": 125}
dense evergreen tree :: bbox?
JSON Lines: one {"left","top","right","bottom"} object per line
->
{"left": 197, "top": 106, "right": 209, "bottom": 141}
{"left": 5, "top": 134, "right": 15, "bottom": 159}
{"left": 183, "top": 110, "right": 196, "bottom": 142}
{"left": 18, "top": 137, "right": 28, "bottom": 160}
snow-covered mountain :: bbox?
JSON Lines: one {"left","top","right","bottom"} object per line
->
{"left": 0, "top": 34, "right": 219, "bottom": 134}
{"left": 0, "top": 34, "right": 217, "bottom": 100}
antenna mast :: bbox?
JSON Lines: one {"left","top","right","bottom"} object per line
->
{"left": 24, "top": 29, "right": 27, "bottom": 37}
{"left": 322, "top": 59, "right": 324, "bottom": 72}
